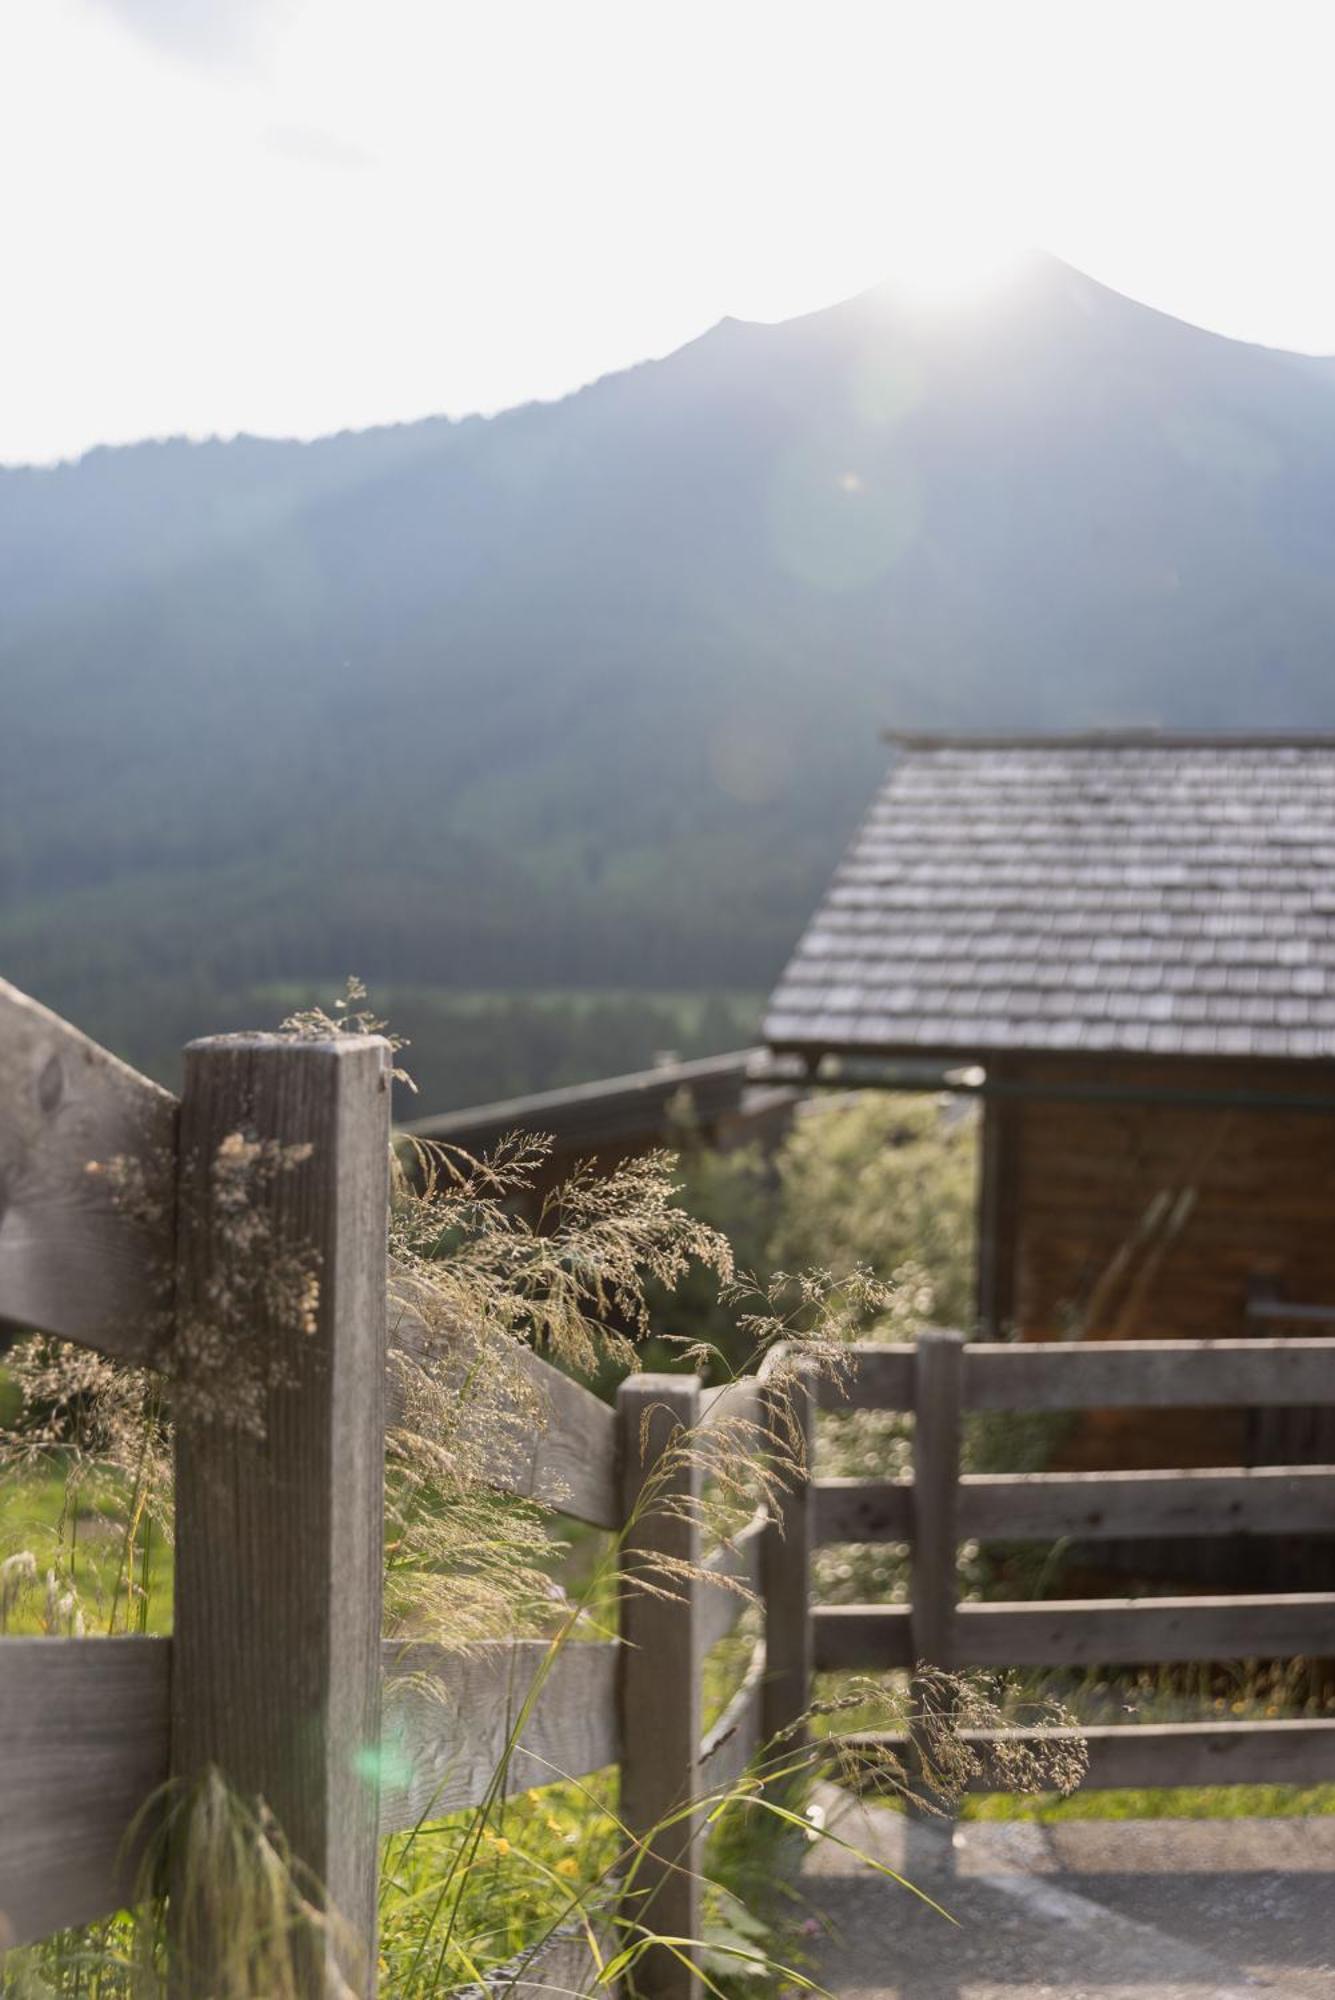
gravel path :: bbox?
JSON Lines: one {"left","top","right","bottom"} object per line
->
{"left": 801, "top": 1793, "right": 1335, "bottom": 1998}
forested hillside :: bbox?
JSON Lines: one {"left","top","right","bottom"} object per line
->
{"left": 5, "top": 253, "right": 1335, "bottom": 1096}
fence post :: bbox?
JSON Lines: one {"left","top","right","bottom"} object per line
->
{"left": 761, "top": 1360, "right": 814, "bottom": 1747}
{"left": 909, "top": 1330, "right": 965, "bottom": 1838}
{"left": 171, "top": 1033, "right": 390, "bottom": 1996}
{"left": 911, "top": 1329, "right": 965, "bottom": 1671}
{"left": 618, "top": 1373, "right": 702, "bottom": 2000}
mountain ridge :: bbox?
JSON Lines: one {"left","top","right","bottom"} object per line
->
{"left": 4, "top": 253, "right": 1335, "bottom": 1085}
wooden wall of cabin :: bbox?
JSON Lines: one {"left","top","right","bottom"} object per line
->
{"left": 977, "top": 1053, "right": 1335, "bottom": 1587}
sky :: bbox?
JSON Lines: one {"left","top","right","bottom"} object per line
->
{"left": 6, "top": 0, "right": 1335, "bottom": 464}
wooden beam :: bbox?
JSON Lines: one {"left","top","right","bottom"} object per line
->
{"left": 812, "top": 1605, "right": 914, "bottom": 1672}
{"left": 761, "top": 1365, "right": 815, "bottom": 1746}
{"left": 379, "top": 1640, "right": 619, "bottom": 1831}
{"left": 816, "top": 1466, "right": 1335, "bottom": 1544}
{"left": 171, "top": 1033, "right": 390, "bottom": 1995}
{"left": 813, "top": 1478, "right": 914, "bottom": 1543}
{"left": 824, "top": 1338, "right": 1335, "bottom": 1413}
{"left": 388, "top": 1271, "right": 619, "bottom": 1528}
{"left": 958, "top": 1465, "right": 1335, "bottom": 1541}
{"left": 813, "top": 1594, "right": 1335, "bottom": 1670}
{"left": 698, "top": 1644, "right": 766, "bottom": 1796}
{"left": 0, "top": 1635, "right": 624, "bottom": 1947}
{"left": 0, "top": 1636, "right": 169, "bottom": 1949}
{"left": 965, "top": 1339, "right": 1335, "bottom": 1412}
{"left": 815, "top": 1344, "right": 915, "bottom": 1412}
{"left": 952, "top": 1593, "right": 1335, "bottom": 1667}
{"left": 698, "top": 1512, "right": 765, "bottom": 1658}
{"left": 0, "top": 978, "right": 176, "bottom": 1364}
{"left": 843, "top": 1719, "right": 1335, "bottom": 1792}
{"left": 976, "top": 1075, "right": 1020, "bottom": 1337}
{"left": 698, "top": 1377, "right": 761, "bottom": 1434}
{"left": 911, "top": 1331, "right": 964, "bottom": 1671}
{"left": 618, "top": 1374, "right": 702, "bottom": 2000}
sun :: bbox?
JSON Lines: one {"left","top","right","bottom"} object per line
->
{"left": 879, "top": 211, "right": 1028, "bottom": 307}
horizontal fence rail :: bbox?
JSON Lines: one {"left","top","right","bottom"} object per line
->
{"left": 390, "top": 1273, "right": 621, "bottom": 1530}
{"left": 380, "top": 1642, "right": 621, "bottom": 1832}
{"left": 809, "top": 1326, "right": 1335, "bottom": 1806}
{"left": 0, "top": 1638, "right": 626, "bottom": 1948}
{"left": 842, "top": 1719, "right": 1335, "bottom": 1793}
{"left": 698, "top": 1511, "right": 766, "bottom": 1656}
{"left": 698, "top": 1642, "right": 767, "bottom": 1796}
{"left": 0, "top": 978, "right": 177, "bottom": 1366}
{"left": 815, "top": 1465, "right": 1335, "bottom": 1544}
{"left": 819, "top": 1336, "right": 1335, "bottom": 1413}
{"left": 813, "top": 1594, "right": 1335, "bottom": 1672}
{"left": 0, "top": 1638, "right": 171, "bottom": 1950}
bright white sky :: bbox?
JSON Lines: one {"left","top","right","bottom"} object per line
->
{"left": 6, "top": 0, "right": 1335, "bottom": 464}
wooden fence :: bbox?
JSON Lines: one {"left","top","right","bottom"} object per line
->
{"left": 2, "top": 976, "right": 1335, "bottom": 1996}
{"left": 812, "top": 1328, "right": 1335, "bottom": 1789}
{"left": 0, "top": 980, "right": 776, "bottom": 1998}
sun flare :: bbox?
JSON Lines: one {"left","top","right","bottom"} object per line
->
{"left": 877, "top": 214, "right": 1028, "bottom": 307}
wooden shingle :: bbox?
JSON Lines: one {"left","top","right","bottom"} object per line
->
{"left": 764, "top": 734, "right": 1335, "bottom": 1062}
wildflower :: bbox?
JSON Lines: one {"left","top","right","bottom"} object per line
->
{"left": 556, "top": 1857, "right": 578, "bottom": 1878}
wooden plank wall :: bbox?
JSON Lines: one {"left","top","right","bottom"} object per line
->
{"left": 1006, "top": 1054, "right": 1335, "bottom": 1466}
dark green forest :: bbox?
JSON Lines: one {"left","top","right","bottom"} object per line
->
{"left": 6, "top": 254, "right": 1335, "bottom": 1106}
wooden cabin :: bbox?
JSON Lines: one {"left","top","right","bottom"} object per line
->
{"left": 765, "top": 732, "right": 1335, "bottom": 1500}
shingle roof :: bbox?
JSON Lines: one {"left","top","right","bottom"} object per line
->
{"left": 764, "top": 734, "right": 1335, "bottom": 1063}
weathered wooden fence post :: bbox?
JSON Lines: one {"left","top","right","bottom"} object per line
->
{"left": 910, "top": 1329, "right": 965, "bottom": 1825}
{"left": 618, "top": 1373, "right": 703, "bottom": 2000}
{"left": 761, "top": 1360, "right": 814, "bottom": 1747}
{"left": 171, "top": 1033, "right": 390, "bottom": 1995}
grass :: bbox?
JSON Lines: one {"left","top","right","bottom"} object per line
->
{"left": 813, "top": 1657, "right": 1335, "bottom": 1828}
{"left": 0, "top": 1452, "right": 173, "bottom": 1638}
{"left": 0, "top": 1436, "right": 772, "bottom": 1993}
{"left": 966, "top": 1780, "right": 1335, "bottom": 1821}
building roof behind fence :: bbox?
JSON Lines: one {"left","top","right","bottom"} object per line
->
{"left": 764, "top": 733, "right": 1335, "bottom": 1063}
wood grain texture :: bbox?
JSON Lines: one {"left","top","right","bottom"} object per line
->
{"left": 388, "top": 1272, "right": 619, "bottom": 1529}
{"left": 964, "top": 1337, "right": 1335, "bottom": 1411}
{"left": 815, "top": 1595, "right": 1335, "bottom": 1670}
{"left": 0, "top": 978, "right": 176, "bottom": 1363}
{"left": 813, "top": 1478, "right": 914, "bottom": 1544}
{"left": 171, "top": 1034, "right": 390, "bottom": 1995}
{"left": 976, "top": 1082, "right": 1021, "bottom": 1337}
{"left": 0, "top": 1635, "right": 620, "bottom": 1948}
{"left": 1008, "top": 1056, "right": 1335, "bottom": 1359}
{"left": 698, "top": 1644, "right": 766, "bottom": 1796}
{"left": 816, "top": 1465, "right": 1335, "bottom": 1544}
{"left": 0, "top": 1636, "right": 169, "bottom": 1949}
{"left": 379, "top": 1641, "right": 619, "bottom": 1830}
{"left": 761, "top": 1366, "right": 814, "bottom": 1746}
{"left": 699, "top": 1378, "right": 760, "bottom": 1434}
{"left": 911, "top": 1331, "right": 964, "bottom": 1671}
{"left": 843, "top": 1719, "right": 1335, "bottom": 1792}
{"left": 951, "top": 1592, "right": 1335, "bottom": 1667}
{"left": 957, "top": 1464, "right": 1335, "bottom": 1541}
{"left": 815, "top": 1345, "right": 915, "bottom": 1412}
{"left": 811, "top": 1605, "right": 914, "bottom": 1672}
{"left": 698, "top": 1512, "right": 765, "bottom": 1657}
{"left": 618, "top": 1374, "right": 702, "bottom": 2000}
